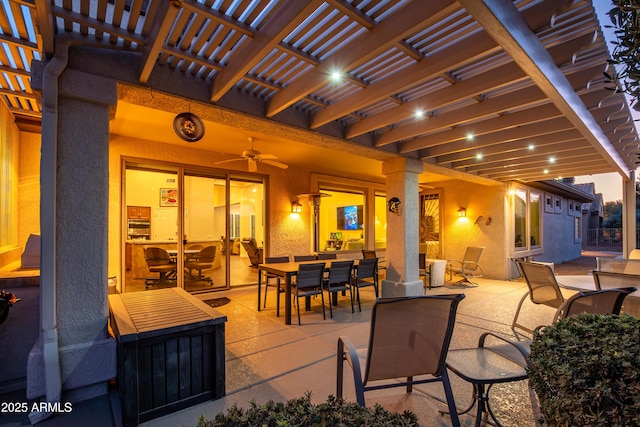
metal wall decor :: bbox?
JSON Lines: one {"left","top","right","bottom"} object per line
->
{"left": 387, "top": 197, "right": 402, "bottom": 215}
{"left": 173, "top": 112, "right": 205, "bottom": 142}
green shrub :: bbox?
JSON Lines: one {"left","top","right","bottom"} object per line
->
{"left": 528, "top": 313, "right": 640, "bottom": 426}
{"left": 195, "top": 392, "right": 419, "bottom": 426}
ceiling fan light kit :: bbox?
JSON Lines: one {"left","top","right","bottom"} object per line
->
{"left": 214, "top": 137, "right": 288, "bottom": 171}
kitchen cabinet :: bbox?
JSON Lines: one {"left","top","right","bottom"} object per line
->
{"left": 127, "top": 206, "right": 151, "bottom": 219}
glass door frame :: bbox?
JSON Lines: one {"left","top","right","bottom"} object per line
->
{"left": 121, "top": 157, "right": 268, "bottom": 293}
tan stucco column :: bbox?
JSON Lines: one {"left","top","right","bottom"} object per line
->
{"left": 381, "top": 157, "right": 424, "bottom": 297}
{"left": 28, "top": 61, "right": 117, "bottom": 402}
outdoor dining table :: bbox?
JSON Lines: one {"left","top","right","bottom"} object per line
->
{"left": 257, "top": 259, "right": 360, "bottom": 325}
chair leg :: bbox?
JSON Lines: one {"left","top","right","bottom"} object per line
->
{"left": 441, "top": 369, "right": 461, "bottom": 427}
{"left": 349, "top": 286, "right": 354, "bottom": 313}
{"left": 511, "top": 291, "right": 531, "bottom": 335}
{"left": 263, "top": 281, "right": 269, "bottom": 308}
{"left": 328, "top": 289, "right": 334, "bottom": 318}
{"left": 296, "top": 294, "right": 301, "bottom": 326}
{"left": 320, "top": 291, "right": 326, "bottom": 320}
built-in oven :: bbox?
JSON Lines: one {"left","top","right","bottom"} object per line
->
{"left": 127, "top": 218, "right": 151, "bottom": 240}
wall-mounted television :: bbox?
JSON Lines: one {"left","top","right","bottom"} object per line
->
{"left": 337, "top": 205, "right": 364, "bottom": 230}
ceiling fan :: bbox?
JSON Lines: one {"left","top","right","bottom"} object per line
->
{"left": 214, "top": 137, "right": 288, "bottom": 172}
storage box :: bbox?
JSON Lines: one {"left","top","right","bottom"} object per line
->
{"left": 109, "top": 288, "right": 227, "bottom": 426}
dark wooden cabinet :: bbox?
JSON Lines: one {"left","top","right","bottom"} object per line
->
{"left": 127, "top": 206, "right": 151, "bottom": 220}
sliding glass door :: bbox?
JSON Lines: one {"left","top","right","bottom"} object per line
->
{"left": 122, "top": 161, "right": 265, "bottom": 293}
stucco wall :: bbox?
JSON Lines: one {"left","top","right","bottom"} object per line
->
{"left": 536, "top": 197, "right": 583, "bottom": 264}
{"left": 437, "top": 179, "right": 509, "bottom": 280}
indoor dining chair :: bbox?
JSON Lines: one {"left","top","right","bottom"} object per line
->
{"left": 323, "top": 259, "right": 354, "bottom": 317}
{"left": 143, "top": 247, "right": 177, "bottom": 289}
{"left": 337, "top": 294, "right": 465, "bottom": 426}
{"left": 293, "top": 262, "right": 327, "bottom": 325}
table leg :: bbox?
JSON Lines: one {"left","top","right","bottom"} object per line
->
{"left": 257, "top": 269, "right": 262, "bottom": 311}
{"left": 285, "top": 274, "right": 292, "bottom": 325}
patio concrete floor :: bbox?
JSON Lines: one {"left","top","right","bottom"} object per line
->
{"left": 142, "top": 274, "right": 592, "bottom": 427}
{"left": 0, "top": 274, "right": 595, "bottom": 427}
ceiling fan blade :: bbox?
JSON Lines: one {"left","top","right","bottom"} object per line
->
{"left": 214, "top": 158, "right": 245, "bottom": 165}
{"left": 262, "top": 159, "right": 288, "bottom": 169}
{"left": 248, "top": 159, "right": 258, "bottom": 172}
{"left": 259, "top": 153, "right": 278, "bottom": 160}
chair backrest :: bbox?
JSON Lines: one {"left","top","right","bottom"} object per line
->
{"left": 419, "top": 252, "right": 426, "bottom": 270}
{"left": 462, "top": 246, "right": 484, "bottom": 272}
{"left": 559, "top": 287, "right": 637, "bottom": 319}
{"left": 517, "top": 261, "right": 565, "bottom": 309}
{"left": 362, "top": 250, "right": 377, "bottom": 259}
{"left": 357, "top": 258, "right": 377, "bottom": 280}
{"left": 294, "top": 255, "right": 317, "bottom": 262}
{"left": 296, "top": 263, "right": 325, "bottom": 290}
{"left": 592, "top": 271, "right": 640, "bottom": 296}
{"left": 317, "top": 252, "right": 338, "bottom": 260}
{"left": 265, "top": 256, "right": 289, "bottom": 264}
{"left": 364, "top": 294, "right": 465, "bottom": 383}
{"left": 194, "top": 245, "right": 216, "bottom": 263}
{"left": 144, "top": 247, "right": 172, "bottom": 266}
{"left": 327, "top": 260, "right": 354, "bottom": 285}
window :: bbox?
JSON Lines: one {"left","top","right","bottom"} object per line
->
{"left": 574, "top": 216, "right": 581, "bottom": 242}
{"left": 514, "top": 187, "right": 541, "bottom": 251}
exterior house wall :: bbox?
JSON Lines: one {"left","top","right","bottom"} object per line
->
{"left": 536, "top": 197, "right": 583, "bottom": 264}
{"left": 436, "top": 180, "right": 509, "bottom": 280}
{"left": 108, "top": 135, "right": 313, "bottom": 286}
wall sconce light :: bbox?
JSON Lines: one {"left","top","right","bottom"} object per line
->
{"left": 291, "top": 200, "right": 302, "bottom": 213}
{"left": 457, "top": 207, "right": 466, "bottom": 217}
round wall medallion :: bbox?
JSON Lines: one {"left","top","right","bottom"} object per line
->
{"left": 173, "top": 112, "right": 205, "bottom": 142}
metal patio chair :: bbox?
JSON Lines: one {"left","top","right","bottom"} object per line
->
{"left": 447, "top": 246, "right": 484, "bottom": 285}
{"left": 323, "top": 259, "right": 354, "bottom": 317}
{"left": 512, "top": 261, "right": 565, "bottom": 336}
{"left": 292, "top": 262, "right": 327, "bottom": 325}
{"left": 337, "top": 294, "right": 465, "bottom": 427}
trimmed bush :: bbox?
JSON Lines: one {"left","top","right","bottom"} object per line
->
{"left": 528, "top": 313, "right": 640, "bottom": 426}
{"left": 195, "top": 393, "right": 419, "bottom": 426}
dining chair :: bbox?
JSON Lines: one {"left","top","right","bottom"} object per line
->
{"left": 294, "top": 255, "right": 317, "bottom": 262}
{"left": 419, "top": 252, "right": 430, "bottom": 290}
{"left": 263, "top": 256, "right": 290, "bottom": 314}
{"left": 361, "top": 249, "right": 376, "bottom": 259}
{"left": 143, "top": 247, "right": 177, "bottom": 289}
{"left": 446, "top": 246, "right": 484, "bottom": 285}
{"left": 512, "top": 261, "right": 565, "bottom": 336}
{"left": 352, "top": 257, "right": 379, "bottom": 311}
{"left": 323, "top": 259, "right": 354, "bottom": 318}
{"left": 337, "top": 294, "right": 465, "bottom": 427}
{"left": 185, "top": 245, "right": 216, "bottom": 283}
{"left": 293, "top": 262, "right": 327, "bottom": 325}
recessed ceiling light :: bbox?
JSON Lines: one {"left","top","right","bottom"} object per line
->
{"left": 549, "top": 156, "right": 556, "bottom": 163}
{"left": 528, "top": 143, "right": 535, "bottom": 150}
{"left": 414, "top": 109, "right": 425, "bottom": 119}
{"left": 330, "top": 71, "right": 342, "bottom": 82}
{"left": 476, "top": 153, "right": 483, "bottom": 160}
{"left": 543, "top": 169, "right": 549, "bottom": 174}
{"left": 466, "top": 133, "right": 474, "bottom": 141}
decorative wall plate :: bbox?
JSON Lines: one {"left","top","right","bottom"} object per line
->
{"left": 173, "top": 112, "right": 205, "bottom": 142}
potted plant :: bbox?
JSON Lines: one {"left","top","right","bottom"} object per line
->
{"left": 528, "top": 313, "right": 640, "bottom": 425}
{"left": 194, "top": 393, "right": 419, "bottom": 426}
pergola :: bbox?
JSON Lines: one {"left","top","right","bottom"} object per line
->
{"left": 1, "top": 0, "right": 638, "bottom": 183}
